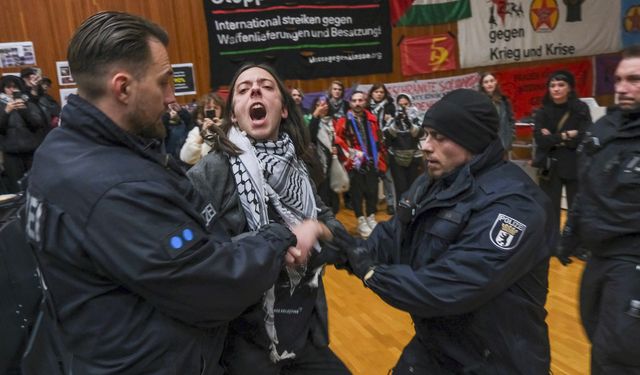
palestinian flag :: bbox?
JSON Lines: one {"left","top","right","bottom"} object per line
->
{"left": 396, "top": 0, "right": 471, "bottom": 26}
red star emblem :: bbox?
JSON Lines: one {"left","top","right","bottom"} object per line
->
{"left": 532, "top": 0, "right": 558, "bottom": 30}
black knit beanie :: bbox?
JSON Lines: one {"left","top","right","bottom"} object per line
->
{"left": 422, "top": 89, "right": 499, "bottom": 154}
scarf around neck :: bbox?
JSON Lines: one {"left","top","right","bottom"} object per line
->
{"left": 227, "top": 126, "right": 322, "bottom": 362}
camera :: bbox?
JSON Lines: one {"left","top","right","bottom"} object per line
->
{"left": 12, "top": 91, "right": 23, "bottom": 100}
{"left": 204, "top": 109, "right": 215, "bottom": 120}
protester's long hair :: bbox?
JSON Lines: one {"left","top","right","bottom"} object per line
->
{"left": 367, "top": 83, "right": 394, "bottom": 106}
{"left": 478, "top": 72, "right": 507, "bottom": 104}
{"left": 209, "top": 63, "right": 313, "bottom": 165}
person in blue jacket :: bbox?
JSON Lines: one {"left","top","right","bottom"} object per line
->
{"left": 333, "top": 89, "right": 557, "bottom": 374}
{"left": 24, "top": 12, "right": 325, "bottom": 375}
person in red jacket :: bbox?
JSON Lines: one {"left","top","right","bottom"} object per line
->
{"left": 334, "top": 90, "right": 386, "bottom": 238}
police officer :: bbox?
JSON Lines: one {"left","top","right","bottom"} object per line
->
{"left": 24, "top": 12, "right": 326, "bottom": 374}
{"left": 333, "top": 89, "right": 557, "bottom": 374}
{"left": 558, "top": 45, "right": 640, "bottom": 374}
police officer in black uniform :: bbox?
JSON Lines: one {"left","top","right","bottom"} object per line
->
{"left": 24, "top": 12, "right": 327, "bottom": 375}
{"left": 558, "top": 45, "right": 640, "bottom": 374}
{"left": 333, "top": 89, "right": 557, "bottom": 374}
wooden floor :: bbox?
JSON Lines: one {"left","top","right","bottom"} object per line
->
{"left": 324, "top": 206, "right": 590, "bottom": 374}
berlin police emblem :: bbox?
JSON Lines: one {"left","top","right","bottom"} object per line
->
{"left": 490, "top": 213, "right": 526, "bottom": 250}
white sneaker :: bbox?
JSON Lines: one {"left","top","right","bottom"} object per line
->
{"left": 357, "top": 216, "right": 372, "bottom": 238}
{"left": 366, "top": 214, "right": 378, "bottom": 231}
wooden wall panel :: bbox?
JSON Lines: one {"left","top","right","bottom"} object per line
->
{"left": 0, "top": 1, "right": 616, "bottom": 111}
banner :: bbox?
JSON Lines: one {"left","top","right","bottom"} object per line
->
{"left": 595, "top": 54, "right": 622, "bottom": 96}
{"left": 396, "top": 0, "right": 471, "bottom": 26}
{"left": 172, "top": 63, "right": 196, "bottom": 96}
{"left": 357, "top": 72, "right": 480, "bottom": 115}
{"left": 494, "top": 59, "right": 593, "bottom": 120}
{"left": 400, "top": 34, "right": 457, "bottom": 76}
{"left": 203, "top": 0, "right": 391, "bottom": 87}
{"left": 458, "top": 0, "right": 621, "bottom": 68}
{"left": 622, "top": 0, "right": 640, "bottom": 47}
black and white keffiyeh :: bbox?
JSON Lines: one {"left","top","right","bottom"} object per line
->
{"left": 315, "top": 116, "right": 335, "bottom": 175}
{"left": 228, "top": 126, "right": 322, "bottom": 362}
{"left": 369, "top": 98, "right": 388, "bottom": 127}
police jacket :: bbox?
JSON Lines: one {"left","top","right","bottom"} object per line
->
{"left": 25, "top": 95, "right": 296, "bottom": 375}
{"left": 187, "top": 150, "right": 343, "bottom": 354}
{"left": 364, "top": 140, "right": 555, "bottom": 374}
{"left": 567, "top": 107, "right": 640, "bottom": 259}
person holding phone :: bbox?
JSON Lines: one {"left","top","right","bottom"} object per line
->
{"left": 383, "top": 93, "right": 424, "bottom": 204}
{"left": 0, "top": 75, "right": 47, "bottom": 192}
{"left": 161, "top": 102, "right": 192, "bottom": 163}
{"left": 180, "top": 92, "right": 225, "bottom": 165}
{"left": 21, "top": 67, "right": 60, "bottom": 129}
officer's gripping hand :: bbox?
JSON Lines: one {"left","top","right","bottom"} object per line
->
{"left": 555, "top": 244, "right": 573, "bottom": 266}
{"left": 556, "top": 223, "right": 579, "bottom": 266}
{"left": 345, "top": 246, "right": 375, "bottom": 280}
{"left": 326, "top": 226, "right": 373, "bottom": 279}
{"left": 310, "top": 240, "right": 348, "bottom": 269}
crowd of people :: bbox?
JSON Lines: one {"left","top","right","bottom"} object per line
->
{"left": 3, "top": 10, "right": 639, "bottom": 375}
{"left": 0, "top": 68, "right": 59, "bottom": 193}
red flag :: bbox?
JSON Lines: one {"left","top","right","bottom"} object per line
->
{"left": 390, "top": 0, "right": 415, "bottom": 26}
{"left": 400, "top": 34, "right": 457, "bottom": 76}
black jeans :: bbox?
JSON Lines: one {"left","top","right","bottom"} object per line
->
{"left": 389, "top": 156, "right": 422, "bottom": 204}
{"left": 349, "top": 168, "right": 378, "bottom": 218}
{"left": 317, "top": 178, "right": 340, "bottom": 214}
{"left": 538, "top": 168, "right": 577, "bottom": 228}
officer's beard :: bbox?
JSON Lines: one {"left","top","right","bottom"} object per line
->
{"left": 125, "top": 107, "right": 166, "bottom": 140}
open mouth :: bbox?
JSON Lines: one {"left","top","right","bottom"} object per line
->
{"left": 250, "top": 103, "right": 266, "bottom": 121}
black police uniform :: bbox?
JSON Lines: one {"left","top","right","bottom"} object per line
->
{"left": 562, "top": 107, "right": 640, "bottom": 374}
{"left": 24, "top": 95, "right": 297, "bottom": 374}
{"left": 362, "top": 140, "right": 556, "bottom": 374}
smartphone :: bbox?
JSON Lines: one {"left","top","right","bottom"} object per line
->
{"left": 205, "top": 109, "right": 215, "bottom": 119}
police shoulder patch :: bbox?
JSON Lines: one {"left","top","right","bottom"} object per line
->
{"left": 489, "top": 213, "right": 526, "bottom": 250}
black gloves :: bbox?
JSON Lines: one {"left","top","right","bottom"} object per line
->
{"left": 555, "top": 244, "right": 573, "bottom": 266}
{"left": 330, "top": 225, "right": 374, "bottom": 279}
{"left": 345, "top": 246, "right": 375, "bottom": 280}
{"left": 310, "top": 240, "right": 347, "bottom": 269}
{"left": 556, "top": 221, "right": 580, "bottom": 266}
